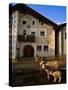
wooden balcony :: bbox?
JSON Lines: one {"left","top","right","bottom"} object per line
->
{"left": 18, "top": 35, "right": 35, "bottom": 42}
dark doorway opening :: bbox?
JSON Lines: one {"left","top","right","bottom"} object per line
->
{"left": 23, "top": 45, "right": 34, "bottom": 57}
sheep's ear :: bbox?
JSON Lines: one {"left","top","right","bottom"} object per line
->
{"left": 41, "top": 57, "right": 44, "bottom": 61}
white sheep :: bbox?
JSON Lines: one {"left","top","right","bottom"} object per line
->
{"left": 35, "top": 55, "right": 62, "bottom": 83}
{"left": 35, "top": 55, "right": 42, "bottom": 64}
{"left": 40, "top": 63, "right": 62, "bottom": 83}
{"left": 49, "top": 70, "right": 62, "bottom": 83}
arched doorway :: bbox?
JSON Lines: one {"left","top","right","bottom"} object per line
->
{"left": 23, "top": 45, "right": 34, "bottom": 57}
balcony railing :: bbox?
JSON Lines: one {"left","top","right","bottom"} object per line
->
{"left": 18, "top": 35, "right": 35, "bottom": 42}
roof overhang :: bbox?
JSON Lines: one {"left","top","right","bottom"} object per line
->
{"left": 9, "top": 4, "right": 57, "bottom": 27}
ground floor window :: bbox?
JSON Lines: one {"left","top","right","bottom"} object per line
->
{"left": 37, "top": 45, "right": 42, "bottom": 51}
{"left": 44, "top": 45, "right": 48, "bottom": 51}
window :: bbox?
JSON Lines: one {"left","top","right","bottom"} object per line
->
{"left": 37, "top": 46, "right": 42, "bottom": 51}
{"left": 31, "top": 32, "right": 35, "bottom": 36}
{"left": 41, "top": 22, "right": 44, "bottom": 25}
{"left": 32, "top": 21, "right": 35, "bottom": 25}
{"left": 40, "top": 31, "right": 45, "bottom": 36}
{"left": 22, "top": 20, "right": 26, "bottom": 24}
{"left": 44, "top": 46, "right": 48, "bottom": 51}
{"left": 17, "top": 48, "right": 19, "bottom": 57}
{"left": 23, "top": 29, "right": 26, "bottom": 35}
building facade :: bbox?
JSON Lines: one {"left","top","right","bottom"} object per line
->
{"left": 55, "top": 23, "right": 66, "bottom": 56}
{"left": 9, "top": 4, "right": 66, "bottom": 60}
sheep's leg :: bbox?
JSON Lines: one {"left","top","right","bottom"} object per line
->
{"left": 58, "top": 76, "right": 61, "bottom": 83}
{"left": 54, "top": 76, "right": 56, "bottom": 83}
{"left": 47, "top": 72, "right": 50, "bottom": 80}
{"left": 45, "top": 69, "right": 50, "bottom": 80}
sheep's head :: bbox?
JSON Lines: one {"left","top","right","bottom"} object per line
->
{"left": 35, "top": 55, "right": 45, "bottom": 64}
{"left": 35, "top": 55, "right": 41, "bottom": 63}
{"left": 49, "top": 71, "right": 53, "bottom": 75}
{"left": 40, "top": 60, "right": 45, "bottom": 66}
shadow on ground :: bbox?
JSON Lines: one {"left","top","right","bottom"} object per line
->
{"left": 11, "top": 69, "right": 66, "bottom": 87}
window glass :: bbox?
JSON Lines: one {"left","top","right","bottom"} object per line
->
{"left": 32, "top": 21, "right": 35, "bottom": 25}
{"left": 44, "top": 46, "right": 48, "bottom": 51}
{"left": 40, "top": 31, "right": 45, "bottom": 36}
{"left": 37, "top": 46, "right": 42, "bottom": 51}
{"left": 41, "top": 22, "right": 44, "bottom": 25}
{"left": 31, "top": 32, "right": 35, "bottom": 36}
{"left": 22, "top": 20, "right": 26, "bottom": 24}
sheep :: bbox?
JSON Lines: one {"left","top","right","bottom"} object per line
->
{"left": 35, "top": 56, "right": 62, "bottom": 83}
{"left": 40, "top": 62, "right": 62, "bottom": 83}
{"left": 45, "top": 60, "right": 62, "bottom": 70}
{"left": 49, "top": 70, "right": 62, "bottom": 83}
{"left": 35, "top": 55, "right": 45, "bottom": 62}
{"left": 35, "top": 55, "right": 65, "bottom": 70}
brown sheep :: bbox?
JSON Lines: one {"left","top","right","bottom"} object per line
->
{"left": 35, "top": 55, "right": 63, "bottom": 83}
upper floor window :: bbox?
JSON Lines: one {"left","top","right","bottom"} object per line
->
{"left": 41, "top": 22, "right": 44, "bottom": 25}
{"left": 40, "top": 31, "right": 45, "bottom": 36}
{"left": 37, "top": 45, "right": 42, "bottom": 51}
{"left": 32, "top": 21, "right": 35, "bottom": 25}
{"left": 22, "top": 20, "right": 26, "bottom": 24}
{"left": 44, "top": 46, "right": 48, "bottom": 51}
{"left": 31, "top": 32, "right": 35, "bottom": 36}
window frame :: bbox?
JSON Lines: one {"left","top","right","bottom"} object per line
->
{"left": 31, "top": 32, "right": 35, "bottom": 36}
{"left": 32, "top": 19, "right": 36, "bottom": 26}
{"left": 22, "top": 20, "right": 26, "bottom": 24}
{"left": 32, "top": 21, "right": 35, "bottom": 25}
{"left": 44, "top": 45, "right": 48, "bottom": 51}
{"left": 40, "top": 31, "right": 45, "bottom": 36}
{"left": 37, "top": 45, "right": 42, "bottom": 51}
